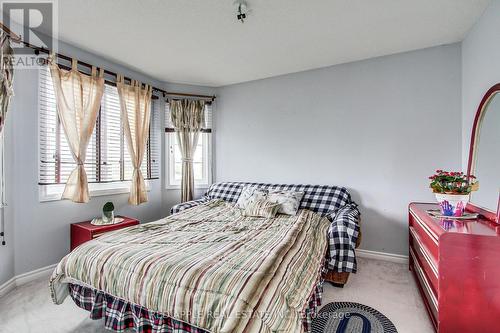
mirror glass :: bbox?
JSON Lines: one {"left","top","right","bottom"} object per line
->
{"left": 471, "top": 93, "right": 500, "bottom": 211}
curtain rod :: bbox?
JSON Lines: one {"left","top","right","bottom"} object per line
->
{"left": 34, "top": 47, "right": 216, "bottom": 101}
{"left": 2, "top": 30, "right": 216, "bottom": 101}
{"left": 47, "top": 61, "right": 164, "bottom": 100}
{"left": 0, "top": 22, "right": 21, "bottom": 43}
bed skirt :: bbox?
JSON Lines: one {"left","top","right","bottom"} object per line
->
{"left": 68, "top": 280, "right": 324, "bottom": 333}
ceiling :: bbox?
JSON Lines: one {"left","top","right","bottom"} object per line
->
{"left": 51, "top": 0, "right": 489, "bottom": 87}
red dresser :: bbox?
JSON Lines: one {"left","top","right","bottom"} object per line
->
{"left": 70, "top": 216, "right": 139, "bottom": 251}
{"left": 409, "top": 203, "right": 500, "bottom": 333}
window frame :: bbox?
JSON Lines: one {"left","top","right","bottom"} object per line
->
{"left": 165, "top": 131, "right": 212, "bottom": 190}
{"left": 37, "top": 67, "right": 157, "bottom": 202}
{"left": 38, "top": 180, "right": 152, "bottom": 202}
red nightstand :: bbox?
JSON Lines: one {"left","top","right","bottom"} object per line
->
{"left": 70, "top": 216, "right": 139, "bottom": 251}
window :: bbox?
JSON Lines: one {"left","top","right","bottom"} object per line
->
{"left": 38, "top": 67, "right": 160, "bottom": 201}
{"left": 165, "top": 102, "right": 212, "bottom": 189}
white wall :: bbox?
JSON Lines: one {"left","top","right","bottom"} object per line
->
{"left": 215, "top": 44, "right": 462, "bottom": 255}
{"left": 0, "top": 40, "right": 215, "bottom": 286}
{"left": 461, "top": 0, "right": 500, "bottom": 170}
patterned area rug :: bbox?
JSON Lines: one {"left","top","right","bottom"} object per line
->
{"left": 311, "top": 302, "right": 398, "bottom": 333}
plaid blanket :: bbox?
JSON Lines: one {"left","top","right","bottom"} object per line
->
{"left": 51, "top": 200, "right": 329, "bottom": 333}
{"left": 171, "top": 182, "right": 360, "bottom": 273}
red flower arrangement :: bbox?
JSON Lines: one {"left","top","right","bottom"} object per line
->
{"left": 429, "top": 170, "right": 478, "bottom": 194}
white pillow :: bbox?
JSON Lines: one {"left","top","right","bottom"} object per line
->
{"left": 236, "top": 186, "right": 269, "bottom": 209}
{"left": 242, "top": 199, "right": 281, "bottom": 218}
{"left": 267, "top": 190, "right": 304, "bottom": 215}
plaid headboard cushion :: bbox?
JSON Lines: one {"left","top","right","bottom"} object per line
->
{"left": 204, "top": 182, "right": 352, "bottom": 219}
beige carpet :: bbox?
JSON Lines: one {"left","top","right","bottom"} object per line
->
{"left": 0, "top": 258, "right": 433, "bottom": 333}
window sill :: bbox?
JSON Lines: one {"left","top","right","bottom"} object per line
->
{"left": 165, "top": 184, "right": 210, "bottom": 191}
{"left": 39, "top": 181, "right": 152, "bottom": 202}
{"left": 165, "top": 183, "right": 210, "bottom": 191}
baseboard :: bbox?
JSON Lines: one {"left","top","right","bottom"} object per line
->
{"left": 356, "top": 248, "right": 409, "bottom": 264}
{"left": 0, "top": 276, "right": 16, "bottom": 298}
{"left": 0, "top": 263, "right": 56, "bottom": 298}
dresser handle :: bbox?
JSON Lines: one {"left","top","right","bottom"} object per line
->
{"left": 410, "top": 227, "right": 438, "bottom": 278}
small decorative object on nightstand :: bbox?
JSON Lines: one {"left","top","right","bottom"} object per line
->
{"left": 70, "top": 216, "right": 139, "bottom": 251}
{"left": 102, "top": 201, "right": 115, "bottom": 223}
{"left": 91, "top": 201, "right": 122, "bottom": 225}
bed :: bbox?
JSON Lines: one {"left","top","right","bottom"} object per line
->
{"left": 50, "top": 183, "right": 360, "bottom": 333}
{"left": 172, "top": 182, "right": 361, "bottom": 283}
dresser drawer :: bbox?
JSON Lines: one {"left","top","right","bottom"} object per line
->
{"left": 410, "top": 227, "right": 438, "bottom": 293}
{"left": 91, "top": 232, "right": 106, "bottom": 239}
{"left": 409, "top": 210, "right": 439, "bottom": 259}
{"left": 70, "top": 216, "right": 139, "bottom": 251}
{"left": 410, "top": 247, "right": 438, "bottom": 322}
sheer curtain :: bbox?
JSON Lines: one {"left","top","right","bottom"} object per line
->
{"left": 116, "top": 76, "right": 152, "bottom": 205}
{"left": 50, "top": 57, "right": 104, "bottom": 203}
{"left": 170, "top": 99, "right": 205, "bottom": 202}
{"left": 0, "top": 32, "right": 14, "bottom": 244}
{"left": 0, "top": 32, "right": 14, "bottom": 134}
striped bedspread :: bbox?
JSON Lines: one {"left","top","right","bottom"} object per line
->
{"left": 50, "top": 200, "right": 329, "bottom": 333}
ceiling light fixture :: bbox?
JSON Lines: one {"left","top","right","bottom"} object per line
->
{"left": 234, "top": 0, "right": 249, "bottom": 23}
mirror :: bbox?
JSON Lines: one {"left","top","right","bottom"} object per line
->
{"left": 468, "top": 84, "right": 500, "bottom": 219}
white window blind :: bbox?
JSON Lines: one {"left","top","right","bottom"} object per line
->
{"left": 39, "top": 67, "right": 160, "bottom": 186}
{"left": 149, "top": 99, "right": 161, "bottom": 179}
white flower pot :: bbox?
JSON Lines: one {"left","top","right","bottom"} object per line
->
{"left": 435, "top": 193, "right": 470, "bottom": 217}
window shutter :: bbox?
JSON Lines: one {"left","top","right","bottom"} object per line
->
{"left": 149, "top": 99, "right": 161, "bottom": 179}
{"left": 39, "top": 67, "right": 97, "bottom": 185}
{"left": 39, "top": 68, "right": 58, "bottom": 184}
{"left": 123, "top": 104, "right": 154, "bottom": 181}
{"left": 39, "top": 67, "right": 159, "bottom": 186}
{"left": 99, "top": 84, "right": 122, "bottom": 182}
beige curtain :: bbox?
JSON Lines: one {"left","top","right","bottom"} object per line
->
{"left": 116, "top": 76, "right": 152, "bottom": 205}
{"left": 50, "top": 57, "right": 104, "bottom": 203}
{"left": 0, "top": 32, "right": 14, "bottom": 239}
{"left": 170, "top": 99, "right": 205, "bottom": 202}
{"left": 0, "top": 32, "right": 14, "bottom": 134}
